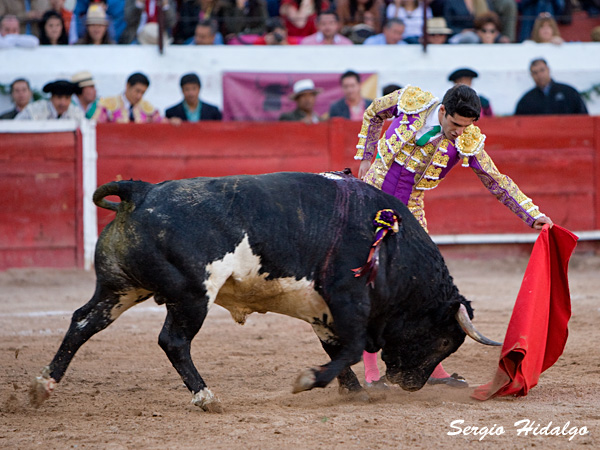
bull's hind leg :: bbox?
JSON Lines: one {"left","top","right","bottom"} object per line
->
{"left": 158, "top": 299, "right": 222, "bottom": 413}
{"left": 30, "top": 283, "right": 151, "bottom": 407}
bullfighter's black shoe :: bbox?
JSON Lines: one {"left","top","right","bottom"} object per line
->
{"left": 426, "top": 373, "right": 469, "bottom": 388}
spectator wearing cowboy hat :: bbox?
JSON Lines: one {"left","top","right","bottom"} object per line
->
{"left": 15, "top": 80, "right": 84, "bottom": 120}
{"left": 71, "top": 71, "right": 99, "bottom": 119}
{"left": 448, "top": 68, "right": 493, "bottom": 117}
{"left": 279, "top": 79, "right": 323, "bottom": 124}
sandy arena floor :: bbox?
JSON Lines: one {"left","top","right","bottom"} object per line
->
{"left": 1, "top": 254, "right": 599, "bottom": 449}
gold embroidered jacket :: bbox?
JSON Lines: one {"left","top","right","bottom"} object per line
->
{"left": 354, "top": 86, "right": 544, "bottom": 231}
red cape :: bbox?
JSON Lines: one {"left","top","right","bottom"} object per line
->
{"left": 471, "top": 225, "right": 578, "bottom": 400}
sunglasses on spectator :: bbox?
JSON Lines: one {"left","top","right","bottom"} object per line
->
{"left": 479, "top": 27, "right": 497, "bottom": 33}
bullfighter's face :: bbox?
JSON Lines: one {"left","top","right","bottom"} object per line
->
{"left": 381, "top": 301, "right": 468, "bottom": 390}
{"left": 438, "top": 105, "right": 475, "bottom": 141}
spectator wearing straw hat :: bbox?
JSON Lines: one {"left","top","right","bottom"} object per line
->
{"left": 76, "top": 4, "right": 114, "bottom": 44}
{"left": 70, "top": 0, "right": 125, "bottom": 44}
{"left": 16, "top": 80, "right": 84, "bottom": 120}
{"left": 71, "top": 71, "right": 99, "bottom": 119}
{"left": 279, "top": 79, "right": 323, "bottom": 123}
{"left": 421, "top": 16, "right": 451, "bottom": 44}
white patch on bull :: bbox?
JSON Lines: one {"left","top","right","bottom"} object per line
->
{"left": 109, "top": 288, "right": 153, "bottom": 320}
{"left": 76, "top": 318, "right": 88, "bottom": 329}
{"left": 204, "top": 235, "right": 336, "bottom": 342}
{"left": 318, "top": 172, "right": 343, "bottom": 180}
{"left": 146, "top": 208, "right": 154, "bottom": 213}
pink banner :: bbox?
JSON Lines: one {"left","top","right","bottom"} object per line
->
{"left": 222, "top": 72, "right": 376, "bottom": 121}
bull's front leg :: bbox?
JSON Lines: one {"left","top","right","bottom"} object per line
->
{"left": 158, "top": 300, "right": 222, "bottom": 413}
{"left": 293, "top": 293, "right": 368, "bottom": 394}
{"left": 319, "top": 340, "right": 370, "bottom": 401}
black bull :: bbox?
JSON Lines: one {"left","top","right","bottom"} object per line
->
{"left": 31, "top": 172, "right": 500, "bottom": 412}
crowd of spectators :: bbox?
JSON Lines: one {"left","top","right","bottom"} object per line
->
{"left": 1, "top": 0, "right": 599, "bottom": 47}
{"left": 0, "top": 1, "right": 595, "bottom": 121}
{"left": 0, "top": 56, "right": 589, "bottom": 123}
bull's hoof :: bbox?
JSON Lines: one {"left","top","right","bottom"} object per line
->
{"left": 29, "top": 370, "right": 56, "bottom": 408}
{"left": 191, "top": 388, "right": 223, "bottom": 413}
{"left": 292, "top": 368, "right": 316, "bottom": 393}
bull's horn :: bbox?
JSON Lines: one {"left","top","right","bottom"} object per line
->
{"left": 456, "top": 304, "right": 502, "bottom": 346}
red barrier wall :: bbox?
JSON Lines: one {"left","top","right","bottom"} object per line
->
{"left": 1, "top": 116, "right": 598, "bottom": 270}
{"left": 0, "top": 131, "right": 83, "bottom": 270}
{"left": 97, "top": 116, "right": 600, "bottom": 235}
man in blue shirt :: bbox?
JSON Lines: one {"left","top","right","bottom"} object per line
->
{"left": 363, "top": 18, "right": 407, "bottom": 45}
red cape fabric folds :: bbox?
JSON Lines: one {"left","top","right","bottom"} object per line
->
{"left": 471, "top": 225, "right": 578, "bottom": 400}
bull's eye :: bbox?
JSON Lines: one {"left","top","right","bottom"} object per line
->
{"left": 441, "top": 339, "right": 450, "bottom": 347}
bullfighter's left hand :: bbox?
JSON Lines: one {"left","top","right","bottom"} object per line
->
{"left": 533, "top": 216, "right": 553, "bottom": 230}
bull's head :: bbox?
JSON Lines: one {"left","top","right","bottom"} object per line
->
{"left": 381, "top": 297, "right": 500, "bottom": 391}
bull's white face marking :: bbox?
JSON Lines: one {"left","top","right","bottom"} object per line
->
{"left": 204, "top": 235, "right": 336, "bottom": 343}
{"left": 109, "top": 288, "right": 153, "bottom": 320}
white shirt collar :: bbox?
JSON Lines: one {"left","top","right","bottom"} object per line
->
{"left": 415, "top": 104, "right": 443, "bottom": 141}
{"left": 122, "top": 93, "right": 132, "bottom": 110}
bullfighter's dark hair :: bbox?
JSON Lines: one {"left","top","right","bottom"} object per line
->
{"left": 127, "top": 72, "right": 150, "bottom": 88}
{"left": 442, "top": 84, "right": 481, "bottom": 120}
{"left": 340, "top": 70, "right": 360, "bottom": 84}
{"left": 180, "top": 73, "right": 201, "bottom": 88}
{"left": 382, "top": 84, "right": 402, "bottom": 96}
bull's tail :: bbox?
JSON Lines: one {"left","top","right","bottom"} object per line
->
{"left": 93, "top": 180, "right": 149, "bottom": 211}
